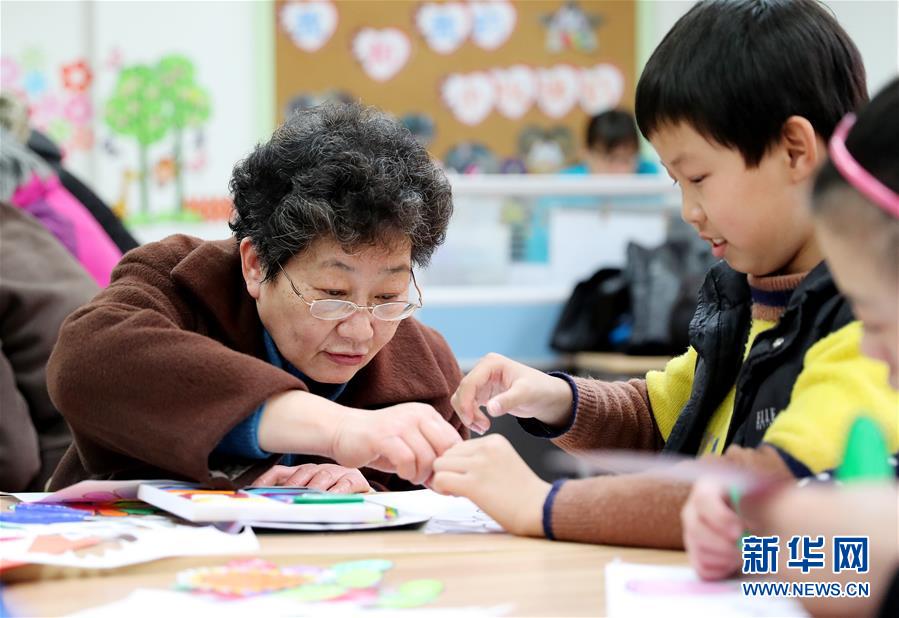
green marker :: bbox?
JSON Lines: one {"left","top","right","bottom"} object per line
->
{"left": 729, "top": 486, "right": 747, "bottom": 551}
{"left": 837, "top": 415, "right": 893, "bottom": 483}
{"left": 293, "top": 493, "right": 364, "bottom": 504}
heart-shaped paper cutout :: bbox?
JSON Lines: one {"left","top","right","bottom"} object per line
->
{"left": 470, "top": 0, "right": 517, "bottom": 50}
{"left": 280, "top": 1, "right": 338, "bottom": 53}
{"left": 492, "top": 65, "right": 536, "bottom": 119}
{"left": 579, "top": 63, "right": 625, "bottom": 114}
{"left": 416, "top": 2, "right": 472, "bottom": 55}
{"left": 353, "top": 28, "right": 412, "bottom": 82}
{"left": 442, "top": 72, "right": 497, "bottom": 126}
{"left": 536, "top": 65, "right": 580, "bottom": 118}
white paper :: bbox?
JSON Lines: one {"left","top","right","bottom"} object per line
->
{"left": 1, "top": 517, "right": 258, "bottom": 569}
{"left": 365, "top": 490, "right": 503, "bottom": 534}
{"left": 605, "top": 561, "right": 808, "bottom": 617}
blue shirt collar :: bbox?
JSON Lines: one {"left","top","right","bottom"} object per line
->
{"left": 262, "top": 330, "right": 348, "bottom": 401}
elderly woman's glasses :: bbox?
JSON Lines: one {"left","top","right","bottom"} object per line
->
{"left": 278, "top": 265, "right": 423, "bottom": 321}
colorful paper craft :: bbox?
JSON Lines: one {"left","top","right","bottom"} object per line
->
{"left": 138, "top": 483, "right": 386, "bottom": 523}
{"left": 173, "top": 558, "right": 444, "bottom": 610}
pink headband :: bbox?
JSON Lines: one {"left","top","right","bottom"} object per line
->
{"left": 828, "top": 113, "right": 899, "bottom": 218}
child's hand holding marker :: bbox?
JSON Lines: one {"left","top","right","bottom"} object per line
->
{"left": 681, "top": 478, "right": 745, "bottom": 580}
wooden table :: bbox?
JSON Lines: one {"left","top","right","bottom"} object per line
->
{"left": 2, "top": 529, "right": 687, "bottom": 616}
{"left": 567, "top": 352, "right": 671, "bottom": 378}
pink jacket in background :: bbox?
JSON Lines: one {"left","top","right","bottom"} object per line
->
{"left": 11, "top": 173, "right": 122, "bottom": 287}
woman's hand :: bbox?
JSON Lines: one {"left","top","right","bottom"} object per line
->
{"left": 330, "top": 402, "right": 463, "bottom": 486}
{"left": 252, "top": 463, "right": 372, "bottom": 493}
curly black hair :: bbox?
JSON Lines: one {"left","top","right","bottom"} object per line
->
{"left": 229, "top": 103, "right": 453, "bottom": 280}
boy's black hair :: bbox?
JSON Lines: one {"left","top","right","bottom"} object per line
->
{"left": 814, "top": 77, "right": 899, "bottom": 201}
{"left": 635, "top": 0, "right": 867, "bottom": 167}
{"left": 586, "top": 109, "right": 639, "bottom": 153}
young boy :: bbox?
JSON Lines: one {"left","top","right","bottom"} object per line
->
{"left": 431, "top": 0, "right": 897, "bottom": 546}
{"left": 682, "top": 78, "right": 899, "bottom": 616}
{"left": 565, "top": 109, "right": 657, "bottom": 175}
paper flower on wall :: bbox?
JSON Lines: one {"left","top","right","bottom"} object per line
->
{"left": 535, "top": 65, "right": 580, "bottom": 118}
{"left": 492, "top": 65, "right": 536, "bottom": 119}
{"left": 352, "top": 28, "right": 411, "bottom": 82}
{"left": 470, "top": 0, "right": 516, "bottom": 50}
{"left": 64, "top": 93, "right": 92, "bottom": 125}
{"left": 416, "top": 2, "right": 472, "bottom": 55}
{"left": 441, "top": 71, "right": 496, "bottom": 126}
{"left": 1, "top": 57, "right": 21, "bottom": 88}
{"left": 61, "top": 60, "right": 93, "bottom": 93}
{"left": 280, "top": 0, "right": 338, "bottom": 52}
{"left": 578, "top": 63, "right": 624, "bottom": 114}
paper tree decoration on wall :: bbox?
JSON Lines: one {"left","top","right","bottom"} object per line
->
{"left": 105, "top": 54, "right": 211, "bottom": 218}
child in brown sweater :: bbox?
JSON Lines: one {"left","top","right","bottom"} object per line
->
{"left": 431, "top": 0, "right": 897, "bottom": 547}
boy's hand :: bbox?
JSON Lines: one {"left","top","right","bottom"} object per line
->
{"left": 252, "top": 463, "right": 371, "bottom": 493}
{"left": 330, "top": 402, "right": 463, "bottom": 486}
{"left": 431, "top": 434, "right": 550, "bottom": 537}
{"left": 681, "top": 478, "right": 743, "bottom": 580}
{"left": 451, "top": 353, "right": 573, "bottom": 433}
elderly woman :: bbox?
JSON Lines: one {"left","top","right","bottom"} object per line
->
{"left": 47, "top": 103, "right": 467, "bottom": 492}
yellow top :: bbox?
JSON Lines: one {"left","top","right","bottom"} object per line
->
{"left": 646, "top": 320, "right": 898, "bottom": 472}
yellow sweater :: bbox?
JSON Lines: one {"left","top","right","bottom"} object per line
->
{"left": 646, "top": 320, "right": 898, "bottom": 473}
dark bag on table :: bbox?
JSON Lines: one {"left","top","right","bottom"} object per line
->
{"left": 549, "top": 267, "right": 630, "bottom": 353}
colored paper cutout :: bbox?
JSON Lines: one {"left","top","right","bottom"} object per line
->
{"left": 536, "top": 64, "right": 580, "bottom": 118}
{"left": 61, "top": 60, "right": 92, "bottom": 92}
{"left": 23, "top": 71, "right": 48, "bottom": 97}
{"left": 1, "top": 57, "right": 21, "bottom": 88}
{"left": 378, "top": 579, "right": 444, "bottom": 608}
{"left": 332, "top": 559, "right": 393, "bottom": 573}
{"left": 352, "top": 28, "right": 411, "bottom": 82}
{"left": 441, "top": 71, "right": 496, "bottom": 126}
{"left": 280, "top": 0, "right": 338, "bottom": 53}
{"left": 626, "top": 579, "right": 738, "bottom": 595}
{"left": 470, "top": 0, "right": 517, "bottom": 50}
{"left": 64, "top": 93, "right": 92, "bottom": 125}
{"left": 578, "top": 63, "right": 624, "bottom": 114}
{"left": 492, "top": 65, "right": 537, "bottom": 119}
{"left": 541, "top": 1, "right": 602, "bottom": 53}
{"left": 416, "top": 2, "right": 472, "bottom": 55}
{"left": 179, "top": 566, "right": 311, "bottom": 597}
{"left": 0, "top": 503, "right": 90, "bottom": 524}
{"left": 28, "top": 534, "right": 102, "bottom": 555}
{"left": 279, "top": 583, "right": 348, "bottom": 602}
{"left": 335, "top": 568, "right": 384, "bottom": 589}
{"left": 174, "top": 559, "right": 441, "bottom": 609}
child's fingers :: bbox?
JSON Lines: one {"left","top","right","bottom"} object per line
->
{"left": 430, "top": 470, "right": 469, "bottom": 497}
{"left": 451, "top": 359, "right": 504, "bottom": 432}
{"left": 433, "top": 452, "right": 470, "bottom": 473}
{"left": 697, "top": 503, "right": 742, "bottom": 540}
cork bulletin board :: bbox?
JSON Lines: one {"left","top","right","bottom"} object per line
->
{"left": 274, "top": 0, "right": 636, "bottom": 173}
